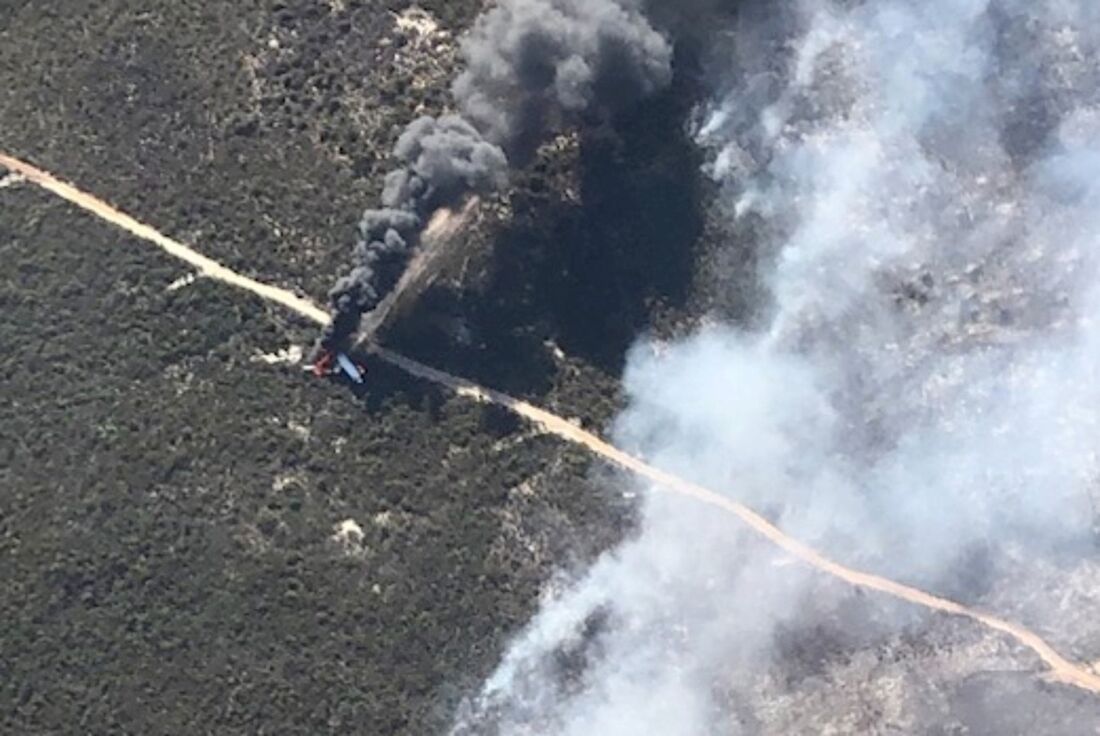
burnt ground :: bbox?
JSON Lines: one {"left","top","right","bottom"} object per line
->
{"left": 4, "top": 2, "right": 1100, "bottom": 735}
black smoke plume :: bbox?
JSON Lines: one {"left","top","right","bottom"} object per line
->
{"left": 321, "top": 0, "right": 674, "bottom": 351}
{"left": 323, "top": 115, "right": 506, "bottom": 350}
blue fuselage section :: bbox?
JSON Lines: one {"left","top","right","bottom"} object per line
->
{"left": 335, "top": 352, "right": 365, "bottom": 384}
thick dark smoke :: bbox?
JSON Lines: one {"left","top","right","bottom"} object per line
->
{"left": 321, "top": 0, "right": 673, "bottom": 350}
{"left": 323, "top": 115, "right": 506, "bottom": 348}
{"left": 382, "top": 115, "right": 509, "bottom": 211}
{"left": 454, "top": 0, "right": 673, "bottom": 156}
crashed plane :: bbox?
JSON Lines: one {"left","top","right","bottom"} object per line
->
{"left": 312, "top": 350, "right": 367, "bottom": 385}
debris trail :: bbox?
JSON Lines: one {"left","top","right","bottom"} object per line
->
{"left": 3, "top": 150, "right": 1098, "bottom": 696}
{"left": 356, "top": 196, "right": 481, "bottom": 343}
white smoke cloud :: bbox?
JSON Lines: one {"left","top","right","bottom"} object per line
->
{"left": 452, "top": 0, "right": 1100, "bottom": 732}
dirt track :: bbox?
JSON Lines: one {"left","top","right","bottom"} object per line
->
{"left": 3, "top": 150, "right": 1099, "bottom": 697}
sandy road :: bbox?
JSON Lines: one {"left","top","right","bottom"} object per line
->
{"left": 0, "top": 153, "right": 331, "bottom": 326}
{"left": 3, "top": 150, "right": 1099, "bottom": 696}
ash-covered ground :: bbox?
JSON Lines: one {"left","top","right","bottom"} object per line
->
{"left": 3, "top": 2, "right": 1100, "bottom": 735}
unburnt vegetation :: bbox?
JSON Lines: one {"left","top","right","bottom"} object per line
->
{"left": 0, "top": 1, "right": 705, "bottom": 733}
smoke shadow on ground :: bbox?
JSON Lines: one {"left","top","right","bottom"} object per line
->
{"left": 379, "top": 79, "right": 706, "bottom": 400}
